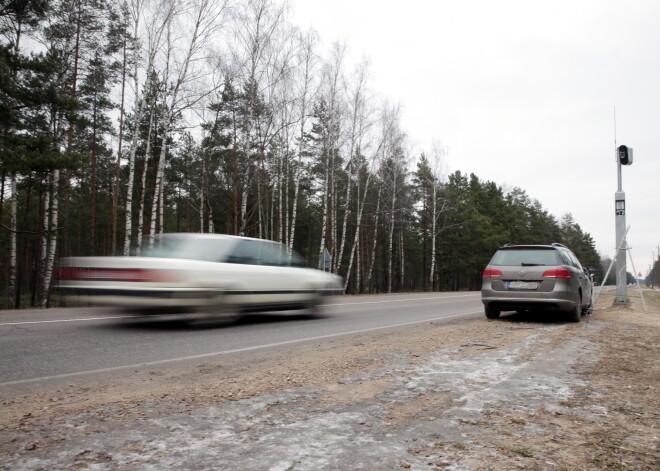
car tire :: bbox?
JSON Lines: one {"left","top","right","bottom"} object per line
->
{"left": 302, "top": 302, "right": 323, "bottom": 318}
{"left": 192, "top": 292, "right": 241, "bottom": 325}
{"left": 302, "top": 292, "right": 325, "bottom": 318}
{"left": 567, "top": 296, "right": 582, "bottom": 323}
{"left": 485, "top": 306, "right": 500, "bottom": 319}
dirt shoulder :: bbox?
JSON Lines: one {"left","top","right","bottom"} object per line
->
{"left": 1, "top": 292, "right": 658, "bottom": 470}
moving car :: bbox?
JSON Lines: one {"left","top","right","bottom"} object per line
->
{"left": 57, "top": 233, "right": 343, "bottom": 319}
{"left": 481, "top": 243, "right": 593, "bottom": 322}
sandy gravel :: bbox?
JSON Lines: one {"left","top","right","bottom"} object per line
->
{"left": 1, "top": 291, "right": 658, "bottom": 470}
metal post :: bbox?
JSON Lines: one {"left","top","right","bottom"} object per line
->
{"left": 613, "top": 155, "right": 630, "bottom": 305}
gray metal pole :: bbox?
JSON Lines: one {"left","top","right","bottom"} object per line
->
{"left": 614, "top": 157, "right": 629, "bottom": 305}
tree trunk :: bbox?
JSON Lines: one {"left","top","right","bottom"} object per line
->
{"left": 206, "top": 197, "right": 214, "bottom": 233}
{"left": 158, "top": 174, "right": 164, "bottom": 238}
{"left": 365, "top": 186, "right": 381, "bottom": 291}
{"left": 38, "top": 182, "right": 50, "bottom": 302}
{"left": 240, "top": 169, "right": 249, "bottom": 236}
{"left": 200, "top": 153, "right": 205, "bottom": 232}
{"left": 345, "top": 171, "right": 371, "bottom": 292}
{"left": 399, "top": 229, "right": 405, "bottom": 291}
{"left": 111, "top": 29, "right": 128, "bottom": 255}
{"left": 288, "top": 31, "right": 316, "bottom": 252}
{"left": 430, "top": 182, "right": 437, "bottom": 289}
{"left": 336, "top": 160, "right": 351, "bottom": 274}
{"left": 148, "top": 122, "right": 169, "bottom": 248}
{"left": 135, "top": 101, "right": 157, "bottom": 255}
{"left": 90, "top": 105, "right": 98, "bottom": 255}
{"left": 7, "top": 174, "right": 18, "bottom": 309}
{"left": 330, "top": 148, "right": 337, "bottom": 272}
{"left": 39, "top": 170, "right": 60, "bottom": 308}
{"left": 388, "top": 188, "right": 396, "bottom": 293}
{"left": 318, "top": 150, "right": 330, "bottom": 269}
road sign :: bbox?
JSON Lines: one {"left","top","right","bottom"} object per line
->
{"left": 320, "top": 248, "right": 332, "bottom": 270}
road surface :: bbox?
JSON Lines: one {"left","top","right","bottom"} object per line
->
{"left": 1, "top": 292, "right": 657, "bottom": 470}
{"left": 0, "top": 292, "right": 483, "bottom": 388}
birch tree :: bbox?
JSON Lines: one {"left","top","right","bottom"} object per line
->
{"left": 108, "top": 0, "right": 135, "bottom": 254}
{"left": 428, "top": 140, "right": 447, "bottom": 290}
{"left": 288, "top": 28, "right": 319, "bottom": 252}
{"left": 135, "top": 75, "right": 161, "bottom": 253}
{"left": 147, "top": 0, "right": 229, "bottom": 248}
{"left": 365, "top": 104, "right": 402, "bottom": 291}
{"left": 316, "top": 41, "right": 346, "bottom": 270}
{"left": 263, "top": 24, "right": 299, "bottom": 244}
{"left": 123, "top": 0, "right": 175, "bottom": 255}
{"left": 344, "top": 102, "right": 383, "bottom": 292}
{"left": 335, "top": 58, "right": 370, "bottom": 275}
{"left": 38, "top": 170, "right": 60, "bottom": 307}
{"left": 229, "top": 0, "right": 286, "bottom": 237}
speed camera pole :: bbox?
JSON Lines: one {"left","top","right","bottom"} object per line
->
{"left": 614, "top": 144, "right": 633, "bottom": 306}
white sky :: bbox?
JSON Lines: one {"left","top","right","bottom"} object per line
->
{"left": 293, "top": 0, "right": 660, "bottom": 279}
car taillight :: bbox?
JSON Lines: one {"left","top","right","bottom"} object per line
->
{"left": 482, "top": 268, "right": 503, "bottom": 278}
{"left": 57, "top": 267, "right": 179, "bottom": 282}
{"left": 542, "top": 269, "right": 572, "bottom": 279}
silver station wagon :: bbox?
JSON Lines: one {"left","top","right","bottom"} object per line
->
{"left": 481, "top": 243, "right": 593, "bottom": 322}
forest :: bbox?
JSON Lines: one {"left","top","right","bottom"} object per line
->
{"left": 0, "top": 0, "right": 605, "bottom": 309}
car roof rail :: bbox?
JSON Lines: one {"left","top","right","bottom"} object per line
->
{"left": 503, "top": 243, "right": 515, "bottom": 247}
{"left": 551, "top": 242, "right": 567, "bottom": 248}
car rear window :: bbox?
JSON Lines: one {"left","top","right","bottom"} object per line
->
{"left": 489, "top": 248, "right": 559, "bottom": 266}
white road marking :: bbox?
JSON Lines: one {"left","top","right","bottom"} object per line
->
{"left": 326, "top": 293, "right": 478, "bottom": 307}
{"left": 0, "top": 294, "right": 480, "bottom": 326}
{"left": 0, "top": 310, "right": 482, "bottom": 386}
{"left": 0, "top": 315, "right": 141, "bottom": 326}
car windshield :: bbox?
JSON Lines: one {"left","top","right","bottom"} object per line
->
{"left": 489, "top": 248, "right": 559, "bottom": 266}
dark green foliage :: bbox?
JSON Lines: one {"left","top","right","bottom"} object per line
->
{"left": 418, "top": 171, "right": 604, "bottom": 291}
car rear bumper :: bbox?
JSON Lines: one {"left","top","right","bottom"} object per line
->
{"left": 481, "top": 289, "right": 578, "bottom": 312}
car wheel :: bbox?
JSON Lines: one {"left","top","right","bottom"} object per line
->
{"left": 302, "top": 292, "right": 325, "bottom": 318}
{"left": 485, "top": 306, "right": 500, "bottom": 319}
{"left": 192, "top": 292, "right": 241, "bottom": 325}
{"left": 567, "top": 296, "right": 582, "bottom": 323}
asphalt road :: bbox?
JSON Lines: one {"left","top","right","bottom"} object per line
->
{"left": 0, "top": 292, "right": 483, "bottom": 389}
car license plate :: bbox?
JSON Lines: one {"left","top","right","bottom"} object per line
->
{"left": 507, "top": 281, "right": 538, "bottom": 290}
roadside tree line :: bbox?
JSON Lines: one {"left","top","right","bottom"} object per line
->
{"left": 0, "top": 0, "right": 603, "bottom": 308}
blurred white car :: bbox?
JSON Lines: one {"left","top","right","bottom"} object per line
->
{"left": 57, "top": 233, "right": 343, "bottom": 318}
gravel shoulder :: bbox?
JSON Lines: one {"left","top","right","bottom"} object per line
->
{"left": 1, "top": 291, "right": 658, "bottom": 470}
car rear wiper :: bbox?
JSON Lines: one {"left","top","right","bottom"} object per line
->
{"left": 521, "top": 263, "right": 544, "bottom": 266}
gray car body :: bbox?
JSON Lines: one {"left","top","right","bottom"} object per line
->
{"left": 481, "top": 243, "right": 593, "bottom": 320}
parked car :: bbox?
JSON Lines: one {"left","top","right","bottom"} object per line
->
{"left": 57, "top": 233, "right": 343, "bottom": 319}
{"left": 481, "top": 243, "right": 593, "bottom": 322}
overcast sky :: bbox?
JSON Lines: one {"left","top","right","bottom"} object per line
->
{"left": 293, "top": 0, "right": 660, "bottom": 280}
